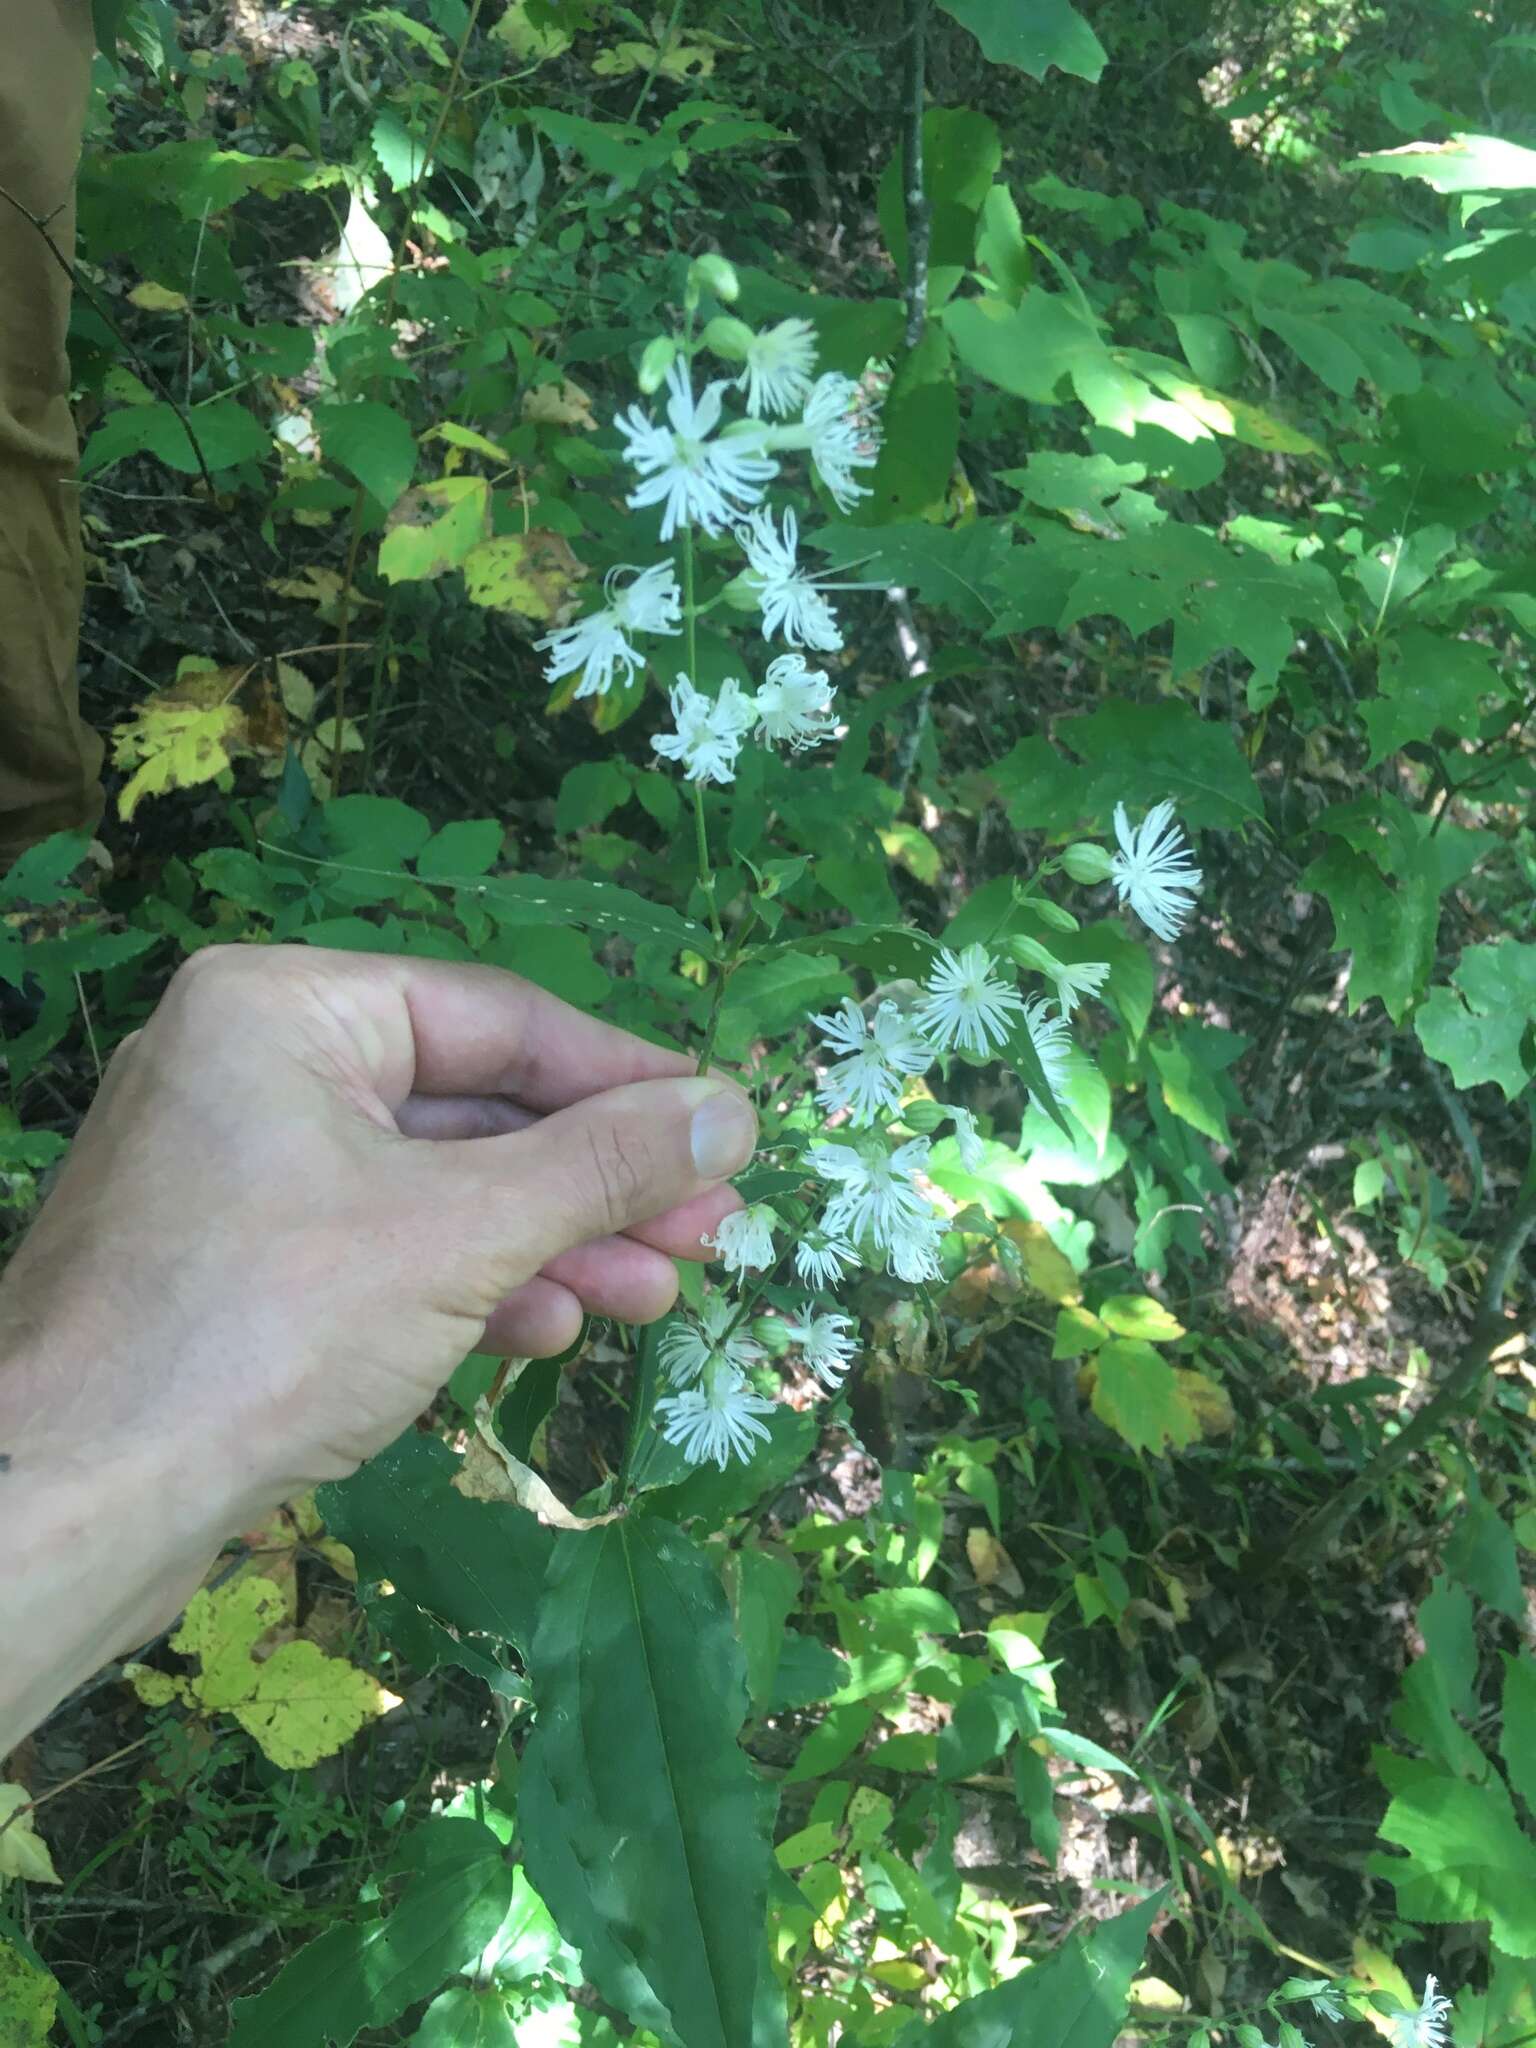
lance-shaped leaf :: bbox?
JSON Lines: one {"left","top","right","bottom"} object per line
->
{"left": 520, "top": 1519, "right": 780, "bottom": 2048}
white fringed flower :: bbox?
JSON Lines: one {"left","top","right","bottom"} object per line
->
{"left": 737, "top": 506, "right": 844, "bottom": 651}
{"left": 658, "top": 1294, "right": 765, "bottom": 1387}
{"left": 885, "top": 1206, "right": 947, "bottom": 1284}
{"left": 740, "top": 318, "right": 818, "bottom": 418}
{"left": 753, "top": 652, "right": 838, "bottom": 752}
{"left": 1110, "top": 800, "right": 1202, "bottom": 942}
{"left": 656, "top": 1370, "right": 776, "bottom": 1468}
{"left": 705, "top": 1201, "right": 777, "bottom": 1274}
{"left": 795, "top": 1229, "right": 857, "bottom": 1289}
{"left": 813, "top": 997, "right": 933, "bottom": 1126}
{"left": 618, "top": 359, "right": 777, "bottom": 540}
{"left": 811, "top": 1135, "right": 933, "bottom": 1252}
{"left": 653, "top": 673, "right": 757, "bottom": 784}
{"left": 802, "top": 371, "right": 880, "bottom": 511}
{"left": 916, "top": 945, "right": 1025, "bottom": 1057}
{"left": 1021, "top": 996, "right": 1073, "bottom": 1104}
{"left": 785, "top": 1309, "right": 858, "bottom": 1386}
{"left": 1390, "top": 1980, "right": 1452, "bottom": 2048}
{"left": 535, "top": 561, "right": 681, "bottom": 698}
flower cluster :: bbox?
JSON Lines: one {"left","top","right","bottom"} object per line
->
{"left": 550, "top": 268, "right": 1205, "bottom": 1470}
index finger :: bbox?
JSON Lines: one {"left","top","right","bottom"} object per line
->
{"left": 375, "top": 953, "right": 702, "bottom": 1108}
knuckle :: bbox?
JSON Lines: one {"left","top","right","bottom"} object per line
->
{"left": 581, "top": 1123, "right": 650, "bottom": 1235}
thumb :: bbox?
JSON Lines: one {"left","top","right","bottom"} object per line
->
{"left": 421, "top": 1075, "right": 758, "bottom": 1291}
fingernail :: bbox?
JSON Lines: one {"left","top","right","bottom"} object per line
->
{"left": 689, "top": 1084, "right": 757, "bottom": 1180}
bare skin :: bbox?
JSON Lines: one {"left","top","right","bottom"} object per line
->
{"left": 0, "top": 945, "right": 758, "bottom": 1752}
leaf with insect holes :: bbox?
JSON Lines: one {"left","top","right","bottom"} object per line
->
{"left": 126, "top": 1576, "right": 384, "bottom": 1771}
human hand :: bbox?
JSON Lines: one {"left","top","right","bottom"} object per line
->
{"left": 0, "top": 944, "right": 757, "bottom": 1522}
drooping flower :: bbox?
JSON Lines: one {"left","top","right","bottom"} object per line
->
{"left": 656, "top": 1370, "right": 776, "bottom": 1468}
{"left": 811, "top": 1135, "right": 934, "bottom": 1252}
{"left": 795, "top": 1228, "right": 858, "bottom": 1290}
{"left": 658, "top": 1294, "right": 766, "bottom": 1387}
{"left": 784, "top": 1309, "right": 858, "bottom": 1386}
{"left": 617, "top": 358, "right": 777, "bottom": 540}
{"left": 916, "top": 945, "right": 1025, "bottom": 1057}
{"left": 1307, "top": 1991, "right": 1347, "bottom": 2026}
{"left": 885, "top": 1205, "right": 948, "bottom": 1284}
{"left": 753, "top": 651, "right": 838, "bottom": 752}
{"left": 813, "top": 997, "right": 933, "bottom": 1126}
{"left": 1110, "top": 800, "right": 1202, "bottom": 942}
{"left": 704, "top": 1201, "right": 777, "bottom": 1274}
{"left": 1389, "top": 1979, "right": 1452, "bottom": 2048}
{"left": 1007, "top": 934, "right": 1111, "bottom": 1018}
{"left": 949, "top": 1103, "right": 984, "bottom": 1172}
{"left": 1021, "top": 996, "right": 1073, "bottom": 1104}
{"left": 801, "top": 371, "right": 880, "bottom": 511}
{"left": 653, "top": 673, "right": 758, "bottom": 784}
{"left": 737, "top": 505, "right": 844, "bottom": 651}
{"left": 535, "top": 561, "right": 681, "bottom": 698}
{"left": 740, "top": 318, "right": 819, "bottom": 418}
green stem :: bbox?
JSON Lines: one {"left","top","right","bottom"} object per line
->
{"left": 681, "top": 517, "right": 724, "bottom": 964}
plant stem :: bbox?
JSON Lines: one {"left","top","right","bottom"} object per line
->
{"left": 681, "top": 519, "right": 724, "bottom": 963}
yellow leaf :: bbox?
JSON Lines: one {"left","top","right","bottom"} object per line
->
{"left": 233, "top": 1639, "right": 384, "bottom": 1771}
{"left": 1090, "top": 1339, "right": 1202, "bottom": 1456}
{"left": 113, "top": 703, "right": 243, "bottom": 820}
{"left": 966, "top": 1526, "right": 1024, "bottom": 1596}
{"left": 521, "top": 377, "right": 597, "bottom": 431}
{"left": 871, "top": 1961, "right": 928, "bottom": 1992}
{"left": 452, "top": 1399, "right": 620, "bottom": 1529}
{"left": 152, "top": 1576, "right": 384, "bottom": 1767}
{"left": 1098, "top": 1293, "right": 1185, "bottom": 1342}
{"left": 1176, "top": 1367, "right": 1234, "bottom": 1438}
{"left": 463, "top": 530, "right": 585, "bottom": 621}
{"left": 128, "top": 281, "right": 189, "bottom": 312}
{"left": 491, "top": 0, "right": 571, "bottom": 59}
{"left": 999, "top": 1219, "right": 1080, "bottom": 1304}
{"left": 0, "top": 1938, "right": 58, "bottom": 2045}
{"left": 123, "top": 1663, "right": 186, "bottom": 1709}
{"left": 379, "top": 477, "right": 491, "bottom": 583}
{"left": 0, "top": 1786, "right": 60, "bottom": 1885}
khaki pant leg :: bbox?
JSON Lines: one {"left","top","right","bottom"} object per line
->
{"left": 0, "top": 0, "right": 104, "bottom": 866}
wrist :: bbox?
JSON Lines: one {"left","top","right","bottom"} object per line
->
{"left": 0, "top": 1325, "right": 258, "bottom": 1755}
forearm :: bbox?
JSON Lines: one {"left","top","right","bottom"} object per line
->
{"left": 0, "top": 1334, "right": 235, "bottom": 1756}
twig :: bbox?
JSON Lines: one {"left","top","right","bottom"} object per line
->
{"left": 1281, "top": 1178, "right": 1536, "bottom": 1568}
{"left": 901, "top": 0, "right": 930, "bottom": 352}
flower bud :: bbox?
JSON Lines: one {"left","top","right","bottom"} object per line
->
{"left": 637, "top": 335, "right": 677, "bottom": 395}
{"left": 899, "top": 1097, "right": 946, "bottom": 1134}
{"left": 690, "top": 252, "right": 740, "bottom": 303}
{"left": 700, "top": 314, "right": 756, "bottom": 363}
{"left": 1060, "top": 841, "right": 1114, "bottom": 884}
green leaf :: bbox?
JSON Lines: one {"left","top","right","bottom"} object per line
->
{"left": 730, "top": 1549, "right": 802, "bottom": 1713}
{"left": 91, "top": 0, "right": 135, "bottom": 50}
{"left": 785, "top": 1703, "right": 875, "bottom": 1783}
{"left": 1012, "top": 1743, "right": 1061, "bottom": 1862}
{"left": 1379, "top": 1774, "right": 1536, "bottom": 1955}
{"left": 1446, "top": 1495, "right": 1524, "bottom": 1621}
{"left": 481, "top": 874, "right": 713, "bottom": 957}
{"left": 322, "top": 793, "right": 434, "bottom": 870}
{"left": 911, "top": 1889, "right": 1163, "bottom": 2047}
{"left": 640, "top": 1407, "right": 817, "bottom": 1527}
{"left": 1091, "top": 1340, "right": 1202, "bottom": 1457}
{"left": 1351, "top": 132, "right": 1536, "bottom": 192}
{"left": 227, "top": 1820, "right": 516, "bottom": 2047}
{"left": 556, "top": 760, "right": 632, "bottom": 836}
{"left": 1149, "top": 1028, "right": 1236, "bottom": 1147}
{"left": 410, "top": 1986, "right": 521, "bottom": 2047}
{"left": 1098, "top": 1295, "right": 1185, "bottom": 1342}
{"left": 1303, "top": 841, "right": 1440, "bottom": 1024}
{"left": 1416, "top": 940, "right": 1536, "bottom": 1100}
{"left": 818, "top": 519, "right": 1015, "bottom": 629}
{"left": 314, "top": 400, "right": 418, "bottom": 510}
{"left": 852, "top": 324, "right": 958, "bottom": 525}
{"left": 520, "top": 1521, "right": 775, "bottom": 2048}
{"left": 319, "top": 1432, "right": 553, "bottom": 1658}
{"left": 937, "top": 0, "right": 1106, "bottom": 83}
{"left": 1361, "top": 630, "right": 1499, "bottom": 766}
{"left": 416, "top": 819, "right": 504, "bottom": 880}
{"left": 714, "top": 951, "right": 852, "bottom": 1062}
{"left": 80, "top": 398, "right": 270, "bottom": 477}
{"left": 1501, "top": 1655, "right": 1536, "bottom": 1819}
